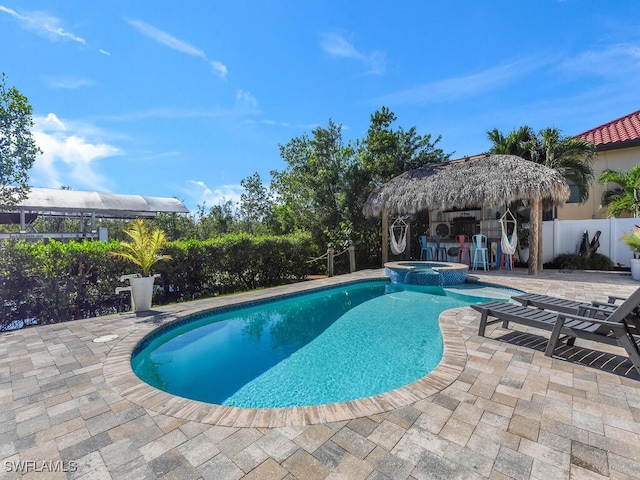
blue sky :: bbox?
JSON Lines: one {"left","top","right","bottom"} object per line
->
{"left": 1, "top": 1, "right": 639, "bottom": 212}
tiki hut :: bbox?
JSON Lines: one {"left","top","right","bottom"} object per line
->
{"left": 363, "top": 154, "right": 571, "bottom": 275}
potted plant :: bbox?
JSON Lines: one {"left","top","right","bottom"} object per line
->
{"left": 111, "top": 219, "right": 171, "bottom": 311}
{"left": 621, "top": 226, "right": 640, "bottom": 280}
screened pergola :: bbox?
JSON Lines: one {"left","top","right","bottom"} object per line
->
{"left": 0, "top": 188, "right": 189, "bottom": 241}
{"left": 362, "top": 154, "right": 571, "bottom": 275}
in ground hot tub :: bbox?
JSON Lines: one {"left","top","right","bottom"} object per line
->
{"left": 384, "top": 261, "right": 469, "bottom": 286}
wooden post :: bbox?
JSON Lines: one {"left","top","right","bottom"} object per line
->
{"left": 327, "top": 247, "right": 334, "bottom": 277}
{"left": 382, "top": 210, "right": 389, "bottom": 266}
{"left": 537, "top": 203, "right": 544, "bottom": 272}
{"left": 348, "top": 240, "right": 356, "bottom": 273}
{"left": 528, "top": 196, "right": 541, "bottom": 275}
{"left": 405, "top": 221, "right": 411, "bottom": 260}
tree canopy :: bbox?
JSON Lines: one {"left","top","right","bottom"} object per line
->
{"left": 598, "top": 163, "right": 640, "bottom": 217}
{"left": 487, "top": 126, "right": 595, "bottom": 203}
{"left": 0, "top": 73, "right": 40, "bottom": 207}
{"left": 0, "top": 102, "right": 447, "bottom": 271}
{"left": 269, "top": 108, "right": 449, "bottom": 265}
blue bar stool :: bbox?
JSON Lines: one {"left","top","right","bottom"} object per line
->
{"left": 419, "top": 235, "right": 433, "bottom": 260}
{"left": 433, "top": 235, "right": 447, "bottom": 261}
{"left": 472, "top": 234, "right": 488, "bottom": 271}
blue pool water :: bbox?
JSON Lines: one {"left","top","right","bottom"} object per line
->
{"left": 132, "top": 280, "right": 509, "bottom": 408}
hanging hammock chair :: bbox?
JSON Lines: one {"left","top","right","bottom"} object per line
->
{"left": 389, "top": 216, "right": 408, "bottom": 255}
{"left": 500, "top": 209, "right": 518, "bottom": 255}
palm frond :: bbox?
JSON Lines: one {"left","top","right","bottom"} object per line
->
{"left": 110, "top": 219, "right": 171, "bottom": 276}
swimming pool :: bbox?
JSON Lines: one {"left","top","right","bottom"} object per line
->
{"left": 131, "top": 280, "right": 509, "bottom": 408}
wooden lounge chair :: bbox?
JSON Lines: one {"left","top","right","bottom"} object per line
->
{"left": 470, "top": 290, "right": 640, "bottom": 374}
{"left": 511, "top": 292, "right": 630, "bottom": 315}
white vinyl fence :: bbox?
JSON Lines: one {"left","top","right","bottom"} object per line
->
{"left": 542, "top": 218, "right": 639, "bottom": 267}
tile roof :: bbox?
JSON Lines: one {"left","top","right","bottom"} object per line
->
{"left": 577, "top": 109, "right": 640, "bottom": 146}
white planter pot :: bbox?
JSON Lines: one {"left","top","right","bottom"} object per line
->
{"left": 631, "top": 258, "right": 640, "bottom": 281}
{"left": 129, "top": 276, "right": 155, "bottom": 312}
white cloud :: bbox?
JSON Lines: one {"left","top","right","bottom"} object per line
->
{"left": 320, "top": 31, "right": 385, "bottom": 75}
{"left": 37, "top": 112, "right": 66, "bottom": 131}
{"left": 98, "top": 105, "right": 250, "bottom": 122}
{"left": 127, "top": 19, "right": 205, "bottom": 57}
{"left": 187, "top": 180, "right": 243, "bottom": 210}
{"left": 244, "top": 118, "right": 319, "bottom": 130}
{"left": 210, "top": 61, "right": 228, "bottom": 79}
{"left": 42, "top": 75, "right": 94, "bottom": 89}
{"left": 376, "top": 57, "right": 547, "bottom": 106}
{"left": 128, "top": 18, "right": 228, "bottom": 79}
{"left": 0, "top": 5, "right": 86, "bottom": 44}
{"left": 557, "top": 43, "right": 640, "bottom": 78}
{"left": 31, "top": 113, "right": 120, "bottom": 191}
{"left": 321, "top": 32, "right": 363, "bottom": 60}
{"left": 236, "top": 89, "right": 258, "bottom": 110}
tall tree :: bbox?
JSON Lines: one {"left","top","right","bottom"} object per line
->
{"left": 488, "top": 126, "right": 596, "bottom": 271}
{"left": 598, "top": 163, "right": 640, "bottom": 217}
{"left": 356, "top": 107, "right": 449, "bottom": 263}
{"left": 0, "top": 73, "right": 41, "bottom": 206}
{"left": 239, "top": 172, "right": 277, "bottom": 234}
{"left": 195, "top": 201, "right": 237, "bottom": 239}
{"left": 271, "top": 119, "right": 355, "bottom": 250}
{"left": 487, "top": 126, "right": 595, "bottom": 202}
{"left": 360, "top": 106, "right": 449, "bottom": 186}
{"left": 271, "top": 109, "right": 449, "bottom": 268}
{"left": 535, "top": 128, "right": 595, "bottom": 203}
{"left": 150, "top": 211, "right": 196, "bottom": 241}
{"left": 486, "top": 126, "right": 536, "bottom": 159}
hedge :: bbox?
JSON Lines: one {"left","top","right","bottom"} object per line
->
{"left": 0, "top": 232, "right": 314, "bottom": 330}
{"left": 155, "top": 232, "right": 314, "bottom": 303}
{"left": 552, "top": 253, "right": 614, "bottom": 271}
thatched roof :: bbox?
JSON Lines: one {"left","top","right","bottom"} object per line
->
{"left": 363, "top": 154, "right": 570, "bottom": 217}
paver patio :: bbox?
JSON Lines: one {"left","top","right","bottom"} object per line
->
{"left": 1, "top": 268, "right": 639, "bottom": 479}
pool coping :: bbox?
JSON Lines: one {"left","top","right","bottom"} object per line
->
{"left": 384, "top": 260, "right": 470, "bottom": 273}
{"left": 103, "top": 272, "right": 469, "bottom": 427}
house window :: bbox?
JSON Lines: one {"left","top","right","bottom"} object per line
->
{"left": 566, "top": 180, "right": 580, "bottom": 204}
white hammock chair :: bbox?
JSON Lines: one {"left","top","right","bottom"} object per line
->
{"left": 500, "top": 209, "right": 518, "bottom": 255}
{"left": 389, "top": 216, "right": 408, "bottom": 255}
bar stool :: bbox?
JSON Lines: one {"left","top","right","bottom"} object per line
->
{"left": 472, "top": 234, "right": 488, "bottom": 271}
{"left": 456, "top": 235, "right": 471, "bottom": 265}
{"left": 433, "top": 235, "right": 447, "bottom": 261}
{"left": 419, "top": 235, "right": 433, "bottom": 260}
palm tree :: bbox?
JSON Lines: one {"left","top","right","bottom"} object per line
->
{"left": 486, "top": 126, "right": 537, "bottom": 159}
{"left": 535, "top": 128, "right": 595, "bottom": 203}
{"left": 487, "top": 126, "right": 596, "bottom": 203}
{"left": 598, "top": 163, "right": 640, "bottom": 217}
{"left": 487, "top": 126, "right": 596, "bottom": 271}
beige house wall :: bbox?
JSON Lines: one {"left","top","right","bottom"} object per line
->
{"left": 556, "top": 144, "right": 640, "bottom": 220}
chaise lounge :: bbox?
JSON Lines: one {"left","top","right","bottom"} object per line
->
{"left": 470, "top": 289, "right": 640, "bottom": 374}
{"left": 511, "top": 291, "right": 632, "bottom": 315}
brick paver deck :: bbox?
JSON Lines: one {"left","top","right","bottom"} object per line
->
{"left": 1, "top": 269, "right": 639, "bottom": 479}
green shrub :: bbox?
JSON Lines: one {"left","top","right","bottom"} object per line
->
{"left": 156, "top": 232, "right": 314, "bottom": 302}
{"left": 553, "top": 253, "right": 613, "bottom": 271}
{"left": 0, "top": 241, "right": 38, "bottom": 328}
{"left": 0, "top": 232, "right": 314, "bottom": 329}
{"left": 587, "top": 253, "right": 614, "bottom": 271}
